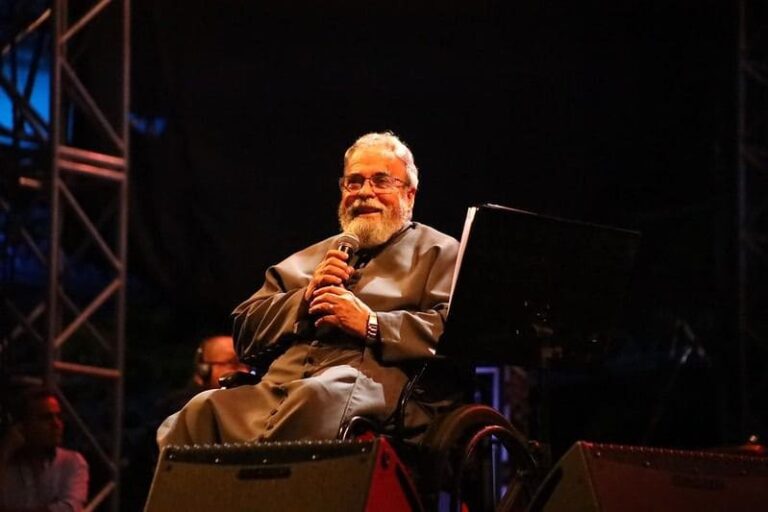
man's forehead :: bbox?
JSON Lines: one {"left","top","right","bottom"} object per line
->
{"left": 28, "top": 395, "right": 61, "bottom": 416}
{"left": 205, "top": 336, "right": 236, "bottom": 358}
{"left": 345, "top": 146, "right": 404, "bottom": 173}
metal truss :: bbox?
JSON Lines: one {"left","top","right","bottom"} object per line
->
{"left": 737, "top": 0, "right": 768, "bottom": 441}
{"left": 0, "top": 1, "right": 129, "bottom": 510}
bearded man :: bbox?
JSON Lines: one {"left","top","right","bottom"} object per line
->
{"left": 157, "top": 132, "right": 459, "bottom": 446}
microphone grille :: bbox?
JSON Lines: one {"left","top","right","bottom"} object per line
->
{"left": 337, "top": 232, "right": 360, "bottom": 252}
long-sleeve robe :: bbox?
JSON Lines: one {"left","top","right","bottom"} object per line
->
{"left": 157, "top": 222, "right": 458, "bottom": 447}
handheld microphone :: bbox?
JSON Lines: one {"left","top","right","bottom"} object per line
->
{"left": 336, "top": 232, "right": 360, "bottom": 287}
{"left": 336, "top": 232, "right": 360, "bottom": 259}
{"left": 312, "top": 233, "right": 361, "bottom": 337}
{"left": 336, "top": 232, "right": 360, "bottom": 268}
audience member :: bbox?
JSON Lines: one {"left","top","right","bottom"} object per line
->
{"left": 0, "top": 387, "right": 88, "bottom": 512}
{"left": 158, "top": 335, "right": 248, "bottom": 418}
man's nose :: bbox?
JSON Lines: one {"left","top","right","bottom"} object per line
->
{"left": 357, "top": 178, "right": 376, "bottom": 196}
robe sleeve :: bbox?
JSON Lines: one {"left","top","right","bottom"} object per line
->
{"left": 231, "top": 240, "right": 328, "bottom": 364}
{"left": 232, "top": 226, "right": 459, "bottom": 366}
{"left": 374, "top": 234, "right": 458, "bottom": 362}
{"left": 231, "top": 269, "right": 308, "bottom": 363}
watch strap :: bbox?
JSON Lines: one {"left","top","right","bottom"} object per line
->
{"left": 365, "top": 312, "right": 379, "bottom": 346}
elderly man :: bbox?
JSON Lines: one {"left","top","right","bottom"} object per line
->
{"left": 157, "top": 131, "right": 458, "bottom": 446}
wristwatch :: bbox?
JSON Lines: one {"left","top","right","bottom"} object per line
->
{"left": 365, "top": 312, "right": 379, "bottom": 346}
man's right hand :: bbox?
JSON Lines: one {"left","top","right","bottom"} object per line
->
{"left": 303, "top": 249, "right": 354, "bottom": 302}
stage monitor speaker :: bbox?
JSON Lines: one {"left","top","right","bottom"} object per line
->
{"left": 529, "top": 441, "right": 768, "bottom": 512}
{"left": 144, "top": 438, "right": 421, "bottom": 512}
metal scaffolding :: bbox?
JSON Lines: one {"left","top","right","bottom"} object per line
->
{"left": 737, "top": 0, "right": 768, "bottom": 441}
{"left": 0, "top": 1, "right": 129, "bottom": 510}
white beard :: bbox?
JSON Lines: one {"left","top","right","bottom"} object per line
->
{"left": 338, "top": 196, "right": 412, "bottom": 249}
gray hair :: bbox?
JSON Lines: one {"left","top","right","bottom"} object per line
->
{"left": 343, "top": 131, "right": 419, "bottom": 190}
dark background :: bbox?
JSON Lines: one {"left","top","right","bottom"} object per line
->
{"left": 130, "top": 0, "right": 735, "bottom": 334}
{"left": 91, "top": 0, "right": 747, "bottom": 507}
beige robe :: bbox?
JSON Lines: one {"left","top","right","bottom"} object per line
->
{"left": 157, "top": 222, "right": 458, "bottom": 447}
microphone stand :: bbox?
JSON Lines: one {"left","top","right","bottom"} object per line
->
{"left": 641, "top": 317, "right": 709, "bottom": 445}
{"left": 529, "top": 304, "right": 556, "bottom": 472}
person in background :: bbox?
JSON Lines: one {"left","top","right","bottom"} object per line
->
{"left": 0, "top": 387, "right": 88, "bottom": 512}
{"left": 124, "top": 334, "right": 249, "bottom": 510}
{"left": 158, "top": 334, "right": 249, "bottom": 417}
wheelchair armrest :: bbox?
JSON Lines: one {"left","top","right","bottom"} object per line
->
{"left": 392, "top": 356, "right": 475, "bottom": 435}
{"left": 338, "top": 416, "right": 382, "bottom": 440}
{"left": 218, "top": 370, "right": 262, "bottom": 389}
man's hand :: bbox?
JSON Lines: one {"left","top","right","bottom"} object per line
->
{"left": 308, "top": 285, "right": 372, "bottom": 339}
{"left": 303, "top": 249, "right": 354, "bottom": 302}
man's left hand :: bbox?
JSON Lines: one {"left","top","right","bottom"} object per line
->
{"left": 308, "top": 285, "right": 371, "bottom": 339}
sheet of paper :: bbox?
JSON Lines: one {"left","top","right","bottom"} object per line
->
{"left": 449, "top": 205, "right": 477, "bottom": 310}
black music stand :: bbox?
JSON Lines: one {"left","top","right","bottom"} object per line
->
{"left": 439, "top": 203, "right": 641, "bottom": 464}
{"left": 441, "top": 203, "right": 640, "bottom": 365}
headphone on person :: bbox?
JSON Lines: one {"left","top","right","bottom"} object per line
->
{"left": 194, "top": 346, "right": 211, "bottom": 382}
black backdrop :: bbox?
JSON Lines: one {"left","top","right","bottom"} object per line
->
{"left": 130, "top": 0, "right": 734, "bottom": 327}
{"left": 119, "top": 1, "right": 739, "bottom": 503}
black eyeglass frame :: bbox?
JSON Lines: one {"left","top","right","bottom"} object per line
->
{"left": 338, "top": 173, "right": 409, "bottom": 193}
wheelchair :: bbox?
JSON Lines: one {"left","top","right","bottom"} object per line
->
{"left": 211, "top": 357, "right": 544, "bottom": 512}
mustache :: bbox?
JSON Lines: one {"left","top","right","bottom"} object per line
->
{"left": 347, "top": 199, "right": 385, "bottom": 214}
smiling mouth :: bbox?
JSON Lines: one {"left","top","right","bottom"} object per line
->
{"left": 353, "top": 206, "right": 381, "bottom": 216}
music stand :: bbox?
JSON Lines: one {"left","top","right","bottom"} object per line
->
{"left": 440, "top": 203, "right": 641, "bottom": 367}
{"left": 438, "top": 204, "right": 641, "bottom": 469}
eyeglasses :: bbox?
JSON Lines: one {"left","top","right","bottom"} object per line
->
{"left": 339, "top": 173, "right": 408, "bottom": 193}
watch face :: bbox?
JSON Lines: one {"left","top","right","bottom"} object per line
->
{"left": 366, "top": 314, "right": 379, "bottom": 342}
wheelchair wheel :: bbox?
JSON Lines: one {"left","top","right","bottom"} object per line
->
{"left": 418, "top": 404, "right": 539, "bottom": 512}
